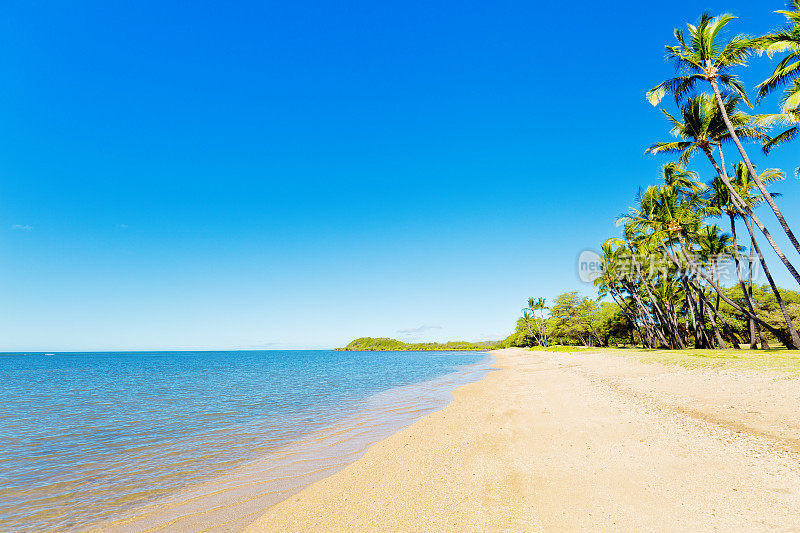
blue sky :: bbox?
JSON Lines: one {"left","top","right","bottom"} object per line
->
{"left": 2, "top": 0, "right": 799, "bottom": 350}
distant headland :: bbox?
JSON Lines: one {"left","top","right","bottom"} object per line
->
{"left": 337, "top": 337, "right": 498, "bottom": 351}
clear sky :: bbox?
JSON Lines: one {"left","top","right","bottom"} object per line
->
{"left": 2, "top": 0, "right": 799, "bottom": 350}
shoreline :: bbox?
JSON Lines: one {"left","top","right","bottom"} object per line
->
{"left": 335, "top": 348, "right": 489, "bottom": 351}
{"left": 92, "top": 353, "right": 494, "bottom": 532}
{"left": 243, "top": 347, "right": 800, "bottom": 531}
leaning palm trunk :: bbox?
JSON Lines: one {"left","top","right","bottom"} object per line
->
{"left": 698, "top": 283, "right": 739, "bottom": 348}
{"left": 696, "top": 279, "right": 732, "bottom": 348}
{"left": 747, "top": 229, "right": 770, "bottom": 349}
{"left": 661, "top": 242, "right": 798, "bottom": 349}
{"left": 681, "top": 270, "right": 706, "bottom": 348}
{"left": 625, "top": 281, "right": 665, "bottom": 348}
{"left": 610, "top": 292, "right": 647, "bottom": 348}
{"left": 728, "top": 212, "right": 763, "bottom": 349}
{"left": 659, "top": 283, "right": 687, "bottom": 349}
{"left": 679, "top": 247, "right": 733, "bottom": 349}
{"left": 668, "top": 239, "right": 707, "bottom": 348}
{"left": 742, "top": 216, "right": 800, "bottom": 349}
{"left": 628, "top": 252, "right": 678, "bottom": 348}
{"left": 674, "top": 238, "right": 722, "bottom": 348}
{"left": 710, "top": 79, "right": 800, "bottom": 262}
{"left": 713, "top": 261, "right": 722, "bottom": 311}
{"left": 698, "top": 286, "right": 726, "bottom": 348}
{"left": 646, "top": 283, "right": 681, "bottom": 349}
{"left": 702, "top": 277, "right": 728, "bottom": 349}
{"left": 701, "top": 145, "right": 800, "bottom": 287}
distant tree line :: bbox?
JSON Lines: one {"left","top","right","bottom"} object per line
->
{"left": 339, "top": 338, "right": 495, "bottom": 351}
{"left": 501, "top": 292, "right": 634, "bottom": 348}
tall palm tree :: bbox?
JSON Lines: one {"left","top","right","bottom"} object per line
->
{"left": 647, "top": 13, "right": 800, "bottom": 261}
{"left": 623, "top": 183, "right": 712, "bottom": 347}
{"left": 647, "top": 94, "right": 762, "bottom": 166}
{"left": 647, "top": 93, "right": 800, "bottom": 287}
{"left": 729, "top": 162, "right": 800, "bottom": 348}
{"left": 696, "top": 225, "right": 740, "bottom": 348}
{"left": 707, "top": 176, "right": 767, "bottom": 348}
{"left": 621, "top": 221, "right": 686, "bottom": 349}
{"left": 623, "top": 178, "right": 798, "bottom": 348}
{"left": 696, "top": 225, "right": 733, "bottom": 311}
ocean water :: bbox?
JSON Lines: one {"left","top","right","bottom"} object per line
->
{"left": 0, "top": 350, "right": 492, "bottom": 531}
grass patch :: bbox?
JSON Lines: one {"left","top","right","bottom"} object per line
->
{"left": 532, "top": 345, "right": 800, "bottom": 375}
{"left": 528, "top": 345, "right": 599, "bottom": 353}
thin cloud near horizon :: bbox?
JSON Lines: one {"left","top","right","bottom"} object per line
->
{"left": 397, "top": 325, "right": 443, "bottom": 336}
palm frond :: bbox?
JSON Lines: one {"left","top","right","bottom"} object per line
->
{"left": 762, "top": 126, "right": 799, "bottom": 153}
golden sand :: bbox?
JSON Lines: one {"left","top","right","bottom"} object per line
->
{"left": 244, "top": 348, "right": 800, "bottom": 532}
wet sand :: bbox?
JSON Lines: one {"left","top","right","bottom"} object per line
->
{"left": 244, "top": 347, "right": 800, "bottom": 531}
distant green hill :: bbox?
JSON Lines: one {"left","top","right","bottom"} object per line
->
{"left": 338, "top": 337, "right": 498, "bottom": 351}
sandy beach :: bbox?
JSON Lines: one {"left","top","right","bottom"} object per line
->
{"left": 244, "top": 347, "right": 800, "bottom": 532}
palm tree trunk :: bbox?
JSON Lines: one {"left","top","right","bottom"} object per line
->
{"left": 661, "top": 240, "right": 797, "bottom": 348}
{"left": 698, "top": 284, "right": 738, "bottom": 349}
{"left": 747, "top": 229, "right": 770, "bottom": 349}
{"left": 701, "top": 145, "right": 800, "bottom": 287}
{"left": 625, "top": 282, "right": 666, "bottom": 348}
{"left": 728, "top": 211, "right": 762, "bottom": 349}
{"left": 742, "top": 216, "right": 800, "bottom": 349}
{"left": 673, "top": 308, "right": 686, "bottom": 347}
{"left": 683, "top": 277, "right": 700, "bottom": 347}
{"left": 710, "top": 79, "right": 800, "bottom": 262}
{"left": 705, "top": 268, "right": 728, "bottom": 348}
{"left": 702, "top": 288, "right": 727, "bottom": 348}
{"left": 610, "top": 292, "right": 645, "bottom": 347}
{"left": 660, "top": 289, "right": 682, "bottom": 348}
{"left": 629, "top": 252, "right": 676, "bottom": 348}
{"left": 696, "top": 280, "right": 728, "bottom": 348}
{"left": 611, "top": 289, "right": 644, "bottom": 344}
{"left": 667, "top": 239, "right": 706, "bottom": 347}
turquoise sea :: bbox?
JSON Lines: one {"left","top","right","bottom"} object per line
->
{"left": 0, "top": 350, "right": 491, "bottom": 531}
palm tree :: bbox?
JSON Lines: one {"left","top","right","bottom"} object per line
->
{"left": 596, "top": 238, "right": 673, "bottom": 348}
{"left": 758, "top": 2, "right": 800, "bottom": 111}
{"left": 622, "top": 177, "right": 798, "bottom": 348}
{"left": 647, "top": 93, "right": 800, "bottom": 287}
{"left": 647, "top": 94, "right": 762, "bottom": 166}
{"left": 707, "top": 176, "right": 767, "bottom": 348}
{"left": 623, "top": 183, "right": 713, "bottom": 347}
{"left": 696, "top": 225, "right": 733, "bottom": 310}
{"left": 756, "top": 2, "right": 800, "bottom": 152}
{"left": 532, "top": 297, "right": 549, "bottom": 348}
{"left": 620, "top": 220, "right": 686, "bottom": 349}
{"left": 696, "top": 225, "right": 740, "bottom": 348}
{"left": 522, "top": 297, "right": 549, "bottom": 347}
{"left": 647, "top": 13, "right": 800, "bottom": 262}
{"left": 729, "top": 163, "right": 800, "bottom": 348}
